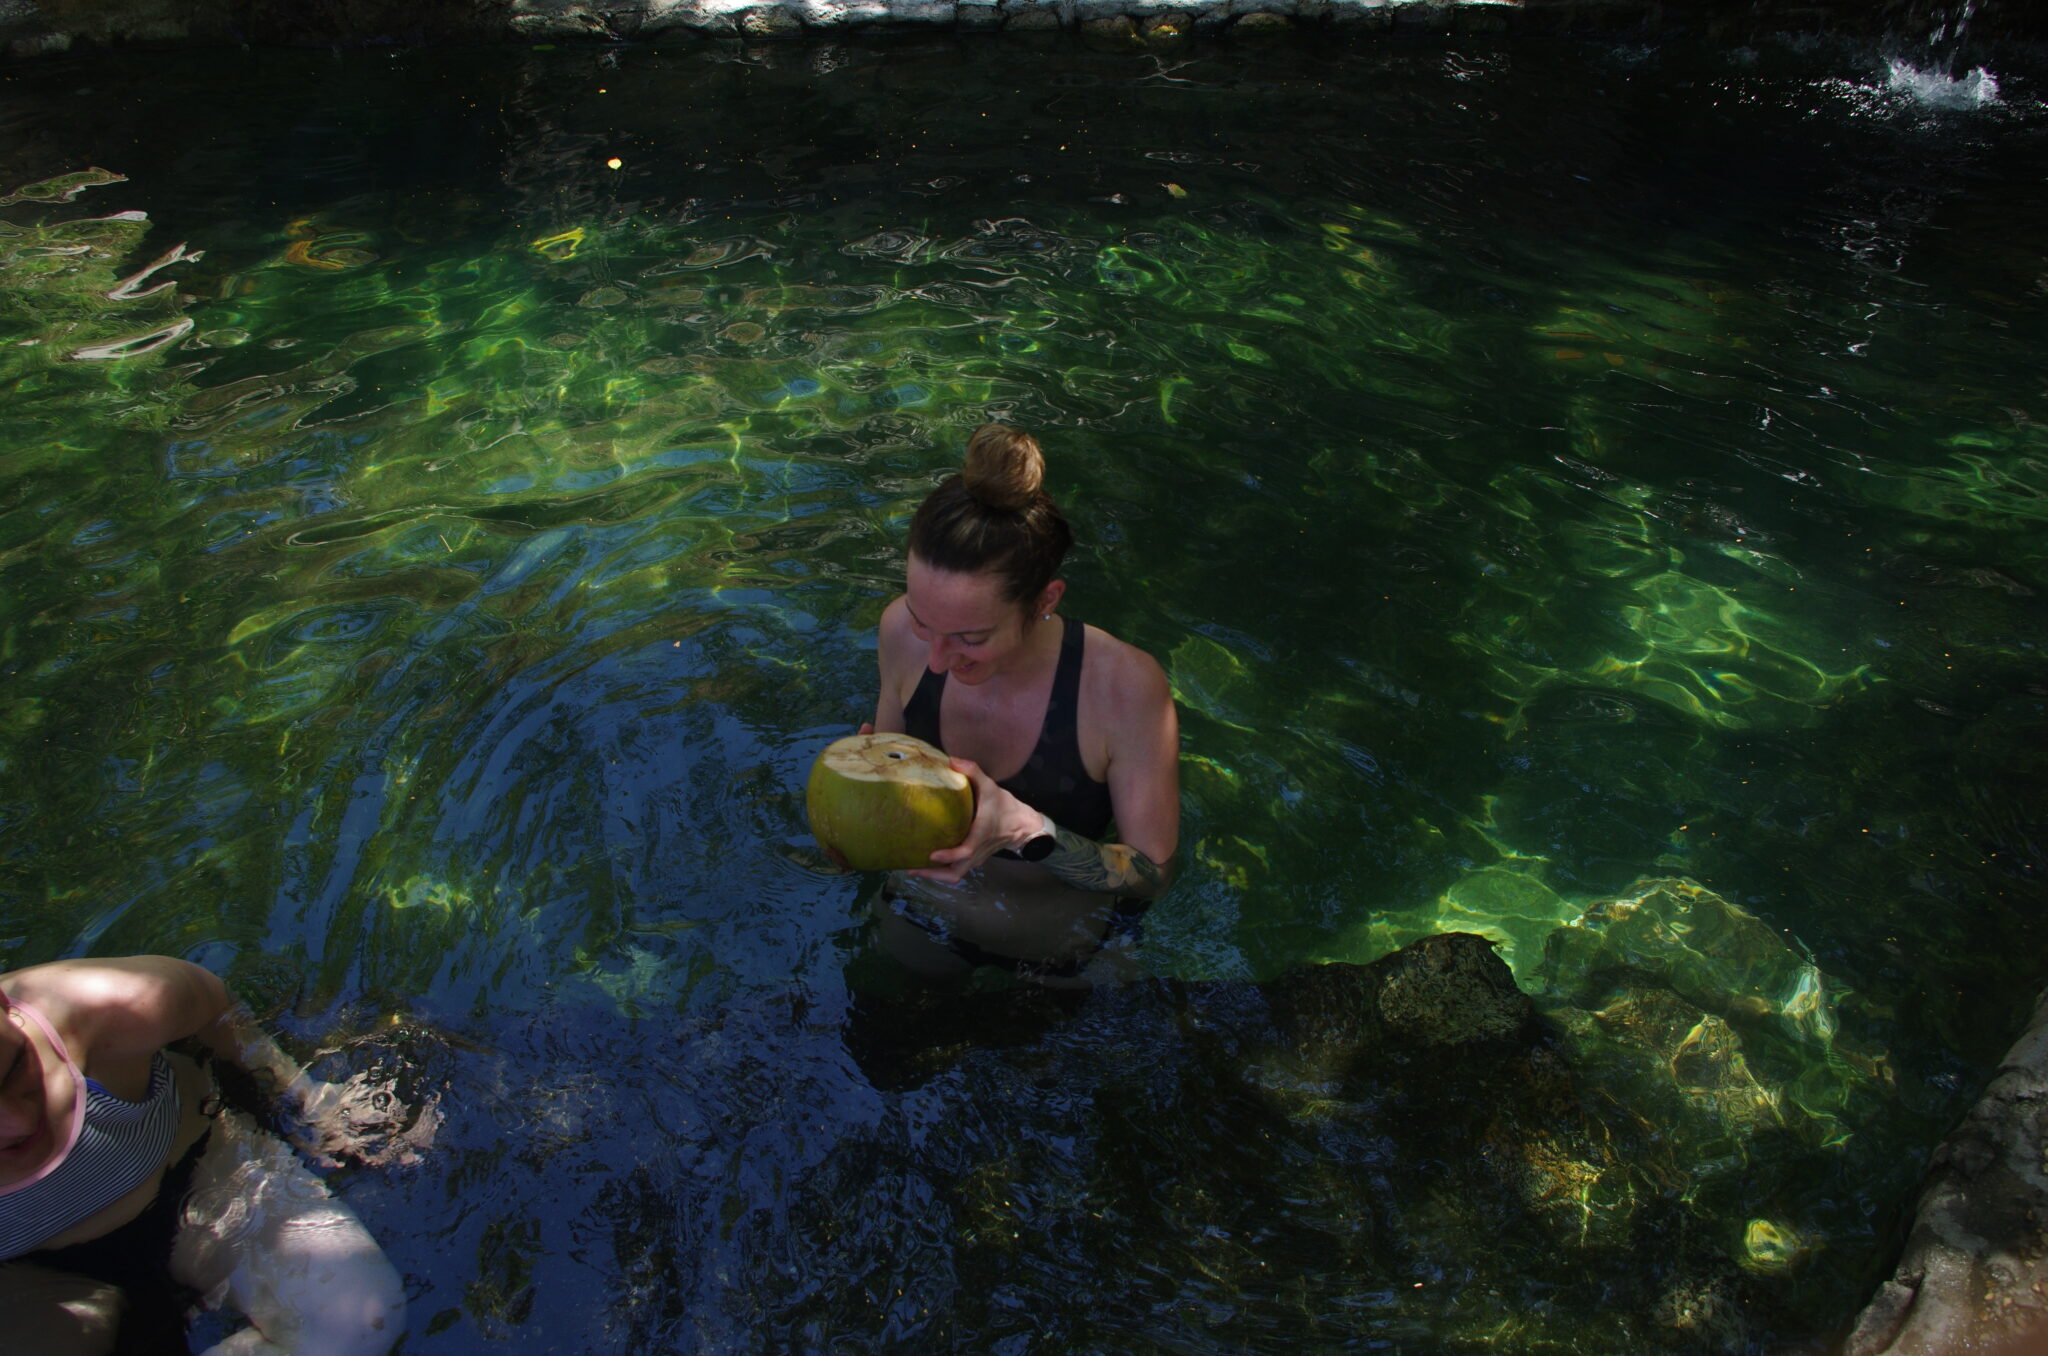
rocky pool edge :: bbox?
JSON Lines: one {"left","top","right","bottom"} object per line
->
{"left": 5, "top": 0, "right": 2047, "bottom": 55}
{"left": 1844, "top": 980, "right": 2048, "bottom": 1356}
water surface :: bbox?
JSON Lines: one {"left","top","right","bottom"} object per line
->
{"left": 2, "top": 32, "right": 2046, "bottom": 1353}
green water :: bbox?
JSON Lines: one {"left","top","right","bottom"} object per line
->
{"left": 3, "top": 31, "right": 2046, "bottom": 1353}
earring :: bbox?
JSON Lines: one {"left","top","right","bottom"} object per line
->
{"left": 1042, "top": 614, "right": 1053, "bottom": 621}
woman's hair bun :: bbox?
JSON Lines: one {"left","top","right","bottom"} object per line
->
{"left": 961, "top": 424, "right": 1044, "bottom": 512}
{"left": 909, "top": 423, "right": 1072, "bottom": 603}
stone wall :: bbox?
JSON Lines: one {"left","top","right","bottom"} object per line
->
{"left": 2, "top": 0, "right": 2042, "bottom": 55}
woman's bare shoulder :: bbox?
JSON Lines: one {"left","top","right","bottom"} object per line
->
{"left": 3, "top": 958, "right": 130, "bottom": 1012}
{"left": 876, "top": 595, "right": 920, "bottom": 665}
{"left": 872, "top": 595, "right": 923, "bottom": 730}
{"left": 1081, "top": 624, "right": 1172, "bottom": 714}
{"left": 1, "top": 960, "right": 145, "bottom": 1051}
{"left": 2, "top": 958, "right": 223, "bottom": 1054}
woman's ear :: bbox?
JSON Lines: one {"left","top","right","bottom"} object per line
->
{"left": 1035, "top": 579, "right": 1067, "bottom": 619}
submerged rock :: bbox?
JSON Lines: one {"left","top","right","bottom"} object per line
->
{"left": 1264, "top": 929, "right": 1534, "bottom": 1059}
{"left": 824, "top": 901, "right": 1908, "bottom": 1350}
{"left": 1435, "top": 864, "right": 1577, "bottom": 975}
{"left": 1550, "top": 988, "right": 1787, "bottom": 1157}
{"left": 1536, "top": 876, "right": 1888, "bottom": 1134}
{"left": 1375, "top": 929, "right": 1533, "bottom": 1044}
{"left": 1531, "top": 876, "right": 1894, "bottom": 1248}
{"left": 1538, "top": 877, "right": 1825, "bottom": 1035}
{"left": 834, "top": 886, "right": 1899, "bottom": 1349}
{"left": 1653, "top": 1266, "right": 1754, "bottom": 1353}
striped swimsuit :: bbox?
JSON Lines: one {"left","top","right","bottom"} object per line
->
{"left": 0, "top": 998, "right": 183, "bottom": 1261}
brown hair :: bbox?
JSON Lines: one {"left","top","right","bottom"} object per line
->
{"left": 907, "top": 424, "right": 1073, "bottom": 606}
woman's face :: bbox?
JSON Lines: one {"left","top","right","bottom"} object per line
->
{"left": 904, "top": 556, "right": 1036, "bottom": 686}
{"left": 0, "top": 1005, "right": 53, "bottom": 1177}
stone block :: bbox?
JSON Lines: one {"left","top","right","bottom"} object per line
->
{"left": 634, "top": 0, "right": 694, "bottom": 30}
{"left": 119, "top": 17, "right": 186, "bottom": 40}
{"left": 649, "top": 0, "right": 741, "bottom": 32}
{"left": 799, "top": 0, "right": 895, "bottom": 25}
{"left": 1081, "top": 13, "right": 1138, "bottom": 36}
{"left": 1845, "top": 980, "right": 2048, "bottom": 1356}
{"left": 1002, "top": 6, "right": 1062, "bottom": 27}
{"left": 1329, "top": 0, "right": 1395, "bottom": 26}
{"left": 737, "top": 4, "right": 804, "bottom": 33}
{"left": 1452, "top": 0, "right": 1512, "bottom": 31}
{"left": 510, "top": 0, "right": 593, "bottom": 24}
{"left": 509, "top": 10, "right": 599, "bottom": 36}
{"left": 604, "top": 7, "right": 650, "bottom": 36}
{"left": 1390, "top": 0, "right": 1449, "bottom": 29}
{"left": 8, "top": 29, "right": 70, "bottom": 54}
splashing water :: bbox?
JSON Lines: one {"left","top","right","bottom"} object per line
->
{"left": 1885, "top": 57, "right": 2001, "bottom": 110}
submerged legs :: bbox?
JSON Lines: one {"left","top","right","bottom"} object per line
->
{"left": 172, "top": 1111, "right": 405, "bottom": 1356}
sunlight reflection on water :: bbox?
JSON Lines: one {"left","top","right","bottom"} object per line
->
{"left": 1, "top": 31, "right": 2045, "bottom": 1355}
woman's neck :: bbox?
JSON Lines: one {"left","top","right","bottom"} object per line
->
{"left": 987, "top": 612, "right": 1064, "bottom": 688}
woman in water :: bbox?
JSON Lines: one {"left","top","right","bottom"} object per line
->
{"left": 867, "top": 423, "right": 1180, "bottom": 981}
{"left": 0, "top": 954, "right": 408, "bottom": 1355}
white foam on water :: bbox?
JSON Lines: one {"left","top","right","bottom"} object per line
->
{"left": 1885, "top": 57, "right": 2001, "bottom": 110}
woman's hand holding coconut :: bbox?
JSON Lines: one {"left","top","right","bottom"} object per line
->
{"left": 906, "top": 718, "right": 1178, "bottom": 900}
{"left": 903, "top": 756, "right": 1046, "bottom": 884}
{"left": 845, "top": 422, "right": 1181, "bottom": 980}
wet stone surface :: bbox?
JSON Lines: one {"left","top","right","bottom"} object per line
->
{"left": 1846, "top": 982, "right": 2048, "bottom": 1356}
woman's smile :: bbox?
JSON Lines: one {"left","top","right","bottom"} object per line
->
{"left": 905, "top": 555, "right": 1027, "bottom": 685}
{"left": 0, "top": 1011, "right": 55, "bottom": 1174}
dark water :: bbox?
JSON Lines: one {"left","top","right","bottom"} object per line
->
{"left": 2, "top": 30, "right": 2046, "bottom": 1353}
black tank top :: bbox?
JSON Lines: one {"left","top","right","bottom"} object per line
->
{"left": 901, "top": 614, "right": 1115, "bottom": 840}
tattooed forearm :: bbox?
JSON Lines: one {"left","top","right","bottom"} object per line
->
{"left": 1040, "top": 825, "right": 1171, "bottom": 898}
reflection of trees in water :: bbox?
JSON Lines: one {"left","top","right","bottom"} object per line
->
{"left": 0, "top": 165, "right": 222, "bottom": 960}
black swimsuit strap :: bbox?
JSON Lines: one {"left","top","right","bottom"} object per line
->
{"left": 898, "top": 615, "right": 1113, "bottom": 840}
{"left": 1046, "top": 611, "right": 1085, "bottom": 727}
{"left": 901, "top": 617, "right": 1077, "bottom": 752}
{"left": 902, "top": 661, "right": 947, "bottom": 750}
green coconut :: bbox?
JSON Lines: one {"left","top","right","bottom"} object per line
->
{"left": 807, "top": 732, "right": 973, "bottom": 872}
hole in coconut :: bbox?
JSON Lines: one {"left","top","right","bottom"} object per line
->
{"left": 887, "top": 751, "right": 905, "bottom": 759}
